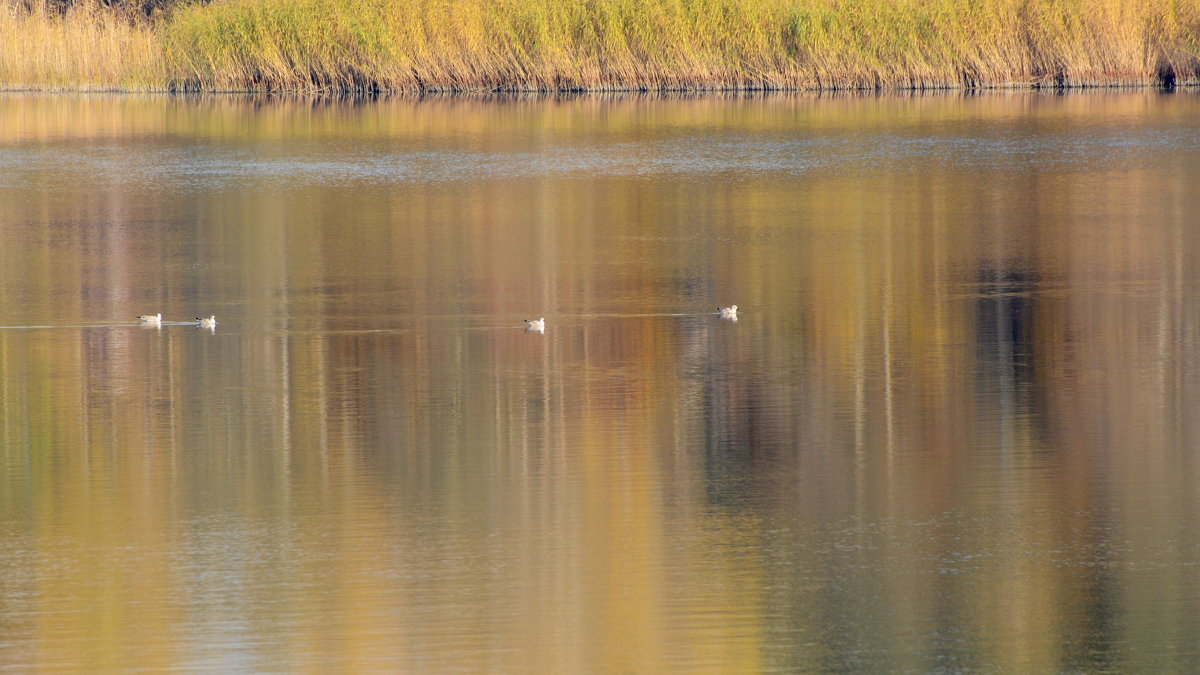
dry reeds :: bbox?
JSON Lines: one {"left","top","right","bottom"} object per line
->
{"left": 0, "top": 1, "right": 167, "bottom": 90}
{"left": 2, "top": 0, "right": 1199, "bottom": 92}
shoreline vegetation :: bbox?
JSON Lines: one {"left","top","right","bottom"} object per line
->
{"left": 2, "top": 0, "right": 1198, "bottom": 93}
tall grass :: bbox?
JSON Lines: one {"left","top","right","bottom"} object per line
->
{"left": 3, "top": 0, "right": 1200, "bottom": 92}
{"left": 0, "top": 2, "right": 167, "bottom": 90}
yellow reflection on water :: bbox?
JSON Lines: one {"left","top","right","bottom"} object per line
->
{"left": 0, "top": 91, "right": 1198, "bottom": 671}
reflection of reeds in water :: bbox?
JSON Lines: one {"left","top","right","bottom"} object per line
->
{"left": 2, "top": 0, "right": 1199, "bottom": 92}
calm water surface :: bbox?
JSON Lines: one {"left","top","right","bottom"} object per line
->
{"left": 1, "top": 92, "right": 1200, "bottom": 672}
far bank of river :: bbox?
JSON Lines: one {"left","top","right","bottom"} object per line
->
{"left": 1, "top": 0, "right": 1197, "bottom": 94}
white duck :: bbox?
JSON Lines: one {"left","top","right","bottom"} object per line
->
{"left": 717, "top": 305, "right": 738, "bottom": 320}
{"left": 138, "top": 313, "right": 162, "bottom": 326}
{"left": 524, "top": 317, "right": 545, "bottom": 333}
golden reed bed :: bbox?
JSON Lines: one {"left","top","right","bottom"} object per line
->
{"left": 2, "top": 0, "right": 1198, "bottom": 92}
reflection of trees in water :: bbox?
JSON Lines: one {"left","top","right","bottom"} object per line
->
{"left": 974, "top": 262, "right": 1053, "bottom": 445}
{"left": 974, "top": 264, "right": 1040, "bottom": 434}
{"left": 698, "top": 327, "right": 759, "bottom": 511}
{"left": 670, "top": 310, "right": 807, "bottom": 513}
{"left": 976, "top": 265, "right": 1034, "bottom": 369}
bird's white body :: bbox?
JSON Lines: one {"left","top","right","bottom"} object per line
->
{"left": 718, "top": 305, "right": 738, "bottom": 320}
{"left": 139, "top": 313, "right": 162, "bottom": 326}
{"left": 197, "top": 316, "right": 217, "bottom": 328}
{"left": 525, "top": 317, "right": 545, "bottom": 333}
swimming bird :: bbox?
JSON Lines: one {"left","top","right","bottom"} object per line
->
{"left": 138, "top": 313, "right": 162, "bottom": 326}
{"left": 525, "top": 317, "right": 545, "bottom": 333}
{"left": 196, "top": 316, "right": 217, "bottom": 328}
{"left": 718, "top": 305, "right": 738, "bottom": 320}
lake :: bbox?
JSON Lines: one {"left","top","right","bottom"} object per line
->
{"left": 1, "top": 91, "right": 1199, "bottom": 672}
